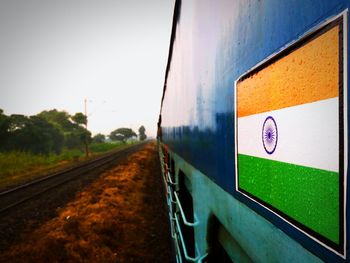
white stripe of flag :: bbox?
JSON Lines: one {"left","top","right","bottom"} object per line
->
{"left": 238, "top": 97, "right": 339, "bottom": 172}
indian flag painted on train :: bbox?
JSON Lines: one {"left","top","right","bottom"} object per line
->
{"left": 235, "top": 22, "right": 344, "bottom": 246}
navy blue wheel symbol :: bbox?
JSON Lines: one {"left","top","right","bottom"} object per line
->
{"left": 262, "top": 116, "right": 278, "bottom": 154}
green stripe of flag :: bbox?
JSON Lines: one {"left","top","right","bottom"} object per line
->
{"left": 238, "top": 154, "right": 339, "bottom": 244}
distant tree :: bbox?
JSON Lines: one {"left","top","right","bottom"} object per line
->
{"left": 138, "top": 125, "right": 147, "bottom": 141}
{"left": 65, "top": 128, "right": 91, "bottom": 149}
{"left": 38, "top": 109, "right": 74, "bottom": 132}
{"left": 108, "top": 133, "right": 124, "bottom": 142}
{"left": 25, "top": 116, "right": 64, "bottom": 154}
{"left": 71, "top": 112, "right": 89, "bottom": 156}
{"left": 7, "top": 114, "right": 28, "bottom": 132}
{"left": 38, "top": 109, "right": 91, "bottom": 151}
{"left": 0, "top": 109, "right": 93, "bottom": 155}
{"left": 109, "top": 128, "right": 137, "bottom": 143}
{"left": 92, "top": 133, "right": 105, "bottom": 143}
{"left": 0, "top": 109, "right": 10, "bottom": 149}
{"left": 3, "top": 114, "right": 64, "bottom": 154}
{"left": 71, "top": 112, "right": 87, "bottom": 126}
{"left": 6, "top": 114, "right": 30, "bottom": 152}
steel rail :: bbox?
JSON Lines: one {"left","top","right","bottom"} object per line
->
{"left": 0, "top": 143, "right": 144, "bottom": 214}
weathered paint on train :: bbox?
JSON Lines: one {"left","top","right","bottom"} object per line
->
{"left": 159, "top": 0, "right": 350, "bottom": 262}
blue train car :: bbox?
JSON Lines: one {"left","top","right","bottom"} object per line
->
{"left": 158, "top": 1, "right": 349, "bottom": 262}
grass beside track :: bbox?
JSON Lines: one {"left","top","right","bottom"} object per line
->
{"left": 0, "top": 142, "right": 138, "bottom": 191}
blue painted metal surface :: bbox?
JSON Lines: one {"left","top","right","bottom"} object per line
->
{"left": 161, "top": 0, "right": 346, "bottom": 196}
{"left": 160, "top": 0, "right": 349, "bottom": 261}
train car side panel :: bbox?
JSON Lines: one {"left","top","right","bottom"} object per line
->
{"left": 159, "top": 0, "right": 350, "bottom": 262}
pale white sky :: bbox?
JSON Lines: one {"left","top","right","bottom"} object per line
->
{"left": 0, "top": 0, "right": 174, "bottom": 137}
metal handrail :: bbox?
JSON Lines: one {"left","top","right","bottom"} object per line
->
{"left": 167, "top": 186, "right": 177, "bottom": 204}
{"left": 164, "top": 162, "right": 169, "bottom": 171}
{"left": 169, "top": 212, "right": 177, "bottom": 238}
{"left": 197, "top": 252, "right": 209, "bottom": 263}
{"left": 173, "top": 230, "right": 183, "bottom": 263}
{"left": 174, "top": 191, "right": 199, "bottom": 227}
{"left": 167, "top": 171, "right": 177, "bottom": 185}
{"left": 159, "top": 142, "right": 207, "bottom": 262}
{"left": 175, "top": 213, "right": 207, "bottom": 262}
{"left": 169, "top": 212, "right": 176, "bottom": 222}
{"left": 168, "top": 212, "right": 183, "bottom": 263}
{"left": 166, "top": 195, "right": 171, "bottom": 207}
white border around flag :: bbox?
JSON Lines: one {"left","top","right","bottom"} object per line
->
{"left": 233, "top": 10, "right": 348, "bottom": 259}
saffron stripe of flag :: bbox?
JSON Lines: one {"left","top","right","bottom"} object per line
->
{"left": 237, "top": 25, "right": 339, "bottom": 118}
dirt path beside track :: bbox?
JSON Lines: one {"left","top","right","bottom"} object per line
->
{"left": 0, "top": 141, "right": 173, "bottom": 263}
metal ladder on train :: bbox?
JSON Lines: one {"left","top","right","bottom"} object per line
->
{"left": 158, "top": 142, "right": 208, "bottom": 263}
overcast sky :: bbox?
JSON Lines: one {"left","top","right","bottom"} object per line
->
{"left": 0, "top": 0, "right": 174, "bottom": 137}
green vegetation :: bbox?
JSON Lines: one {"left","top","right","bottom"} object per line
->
{"left": 0, "top": 107, "right": 145, "bottom": 189}
{"left": 0, "top": 109, "right": 91, "bottom": 155}
{"left": 92, "top": 133, "right": 106, "bottom": 143}
{"left": 0, "top": 150, "right": 80, "bottom": 175}
{"left": 38, "top": 109, "right": 91, "bottom": 151}
{"left": 0, "top": 149, "right": 81, "bottom": 189}
{"left": 89, "top": 142, "right": 123, "bottom": 153}
{"left": 0, "top": 142, "right": 137, "bottom": 190}
{"left": 138, "top": 125, "right": 147, "bottom": 141}
{"left": 109, "top": 127, "right": 137, "bottom": 142}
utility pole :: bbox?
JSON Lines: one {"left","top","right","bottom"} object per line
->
{"left": 84, "top": 98, "right": 89, "bottom": 158}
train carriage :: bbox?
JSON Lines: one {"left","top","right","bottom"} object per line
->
{"left": 158, "top": 1, "right": 350, "bottom": 262}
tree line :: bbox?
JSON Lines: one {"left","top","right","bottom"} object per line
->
{"left": 93, "top": 126, "right": 147, "bottom": 143}
{"left": 0, "top": 108, "right": 147, "bottom": 155}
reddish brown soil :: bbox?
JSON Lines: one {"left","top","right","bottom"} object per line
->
{"left": 0, "top": 142, "right": 173, "bottom": 263}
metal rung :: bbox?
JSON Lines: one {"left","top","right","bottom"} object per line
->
{"left": 174, "top": 191, "right": 199, "bottom": 227}
{"left": 166, "top": 195, "right": 171, "bottom": 207}
{"left": 169, "top": 213, "right": 177, "bottom": 238}
{"left": 167, "top": 186, "right": 176, "bottom": 204}
{"left": 167, "top": 171, "right": 177, "bottom": 185}
{"left": 174, "top": 232, "right": 183, "bottom": 263}
{"left": 174, "top": 213, "right": 207, "bottom": 262}
{"left": 168, "top": 216, "right": 183, "bottom": 263}
{"left": 169, "top": 212, "right": 176, "bottom": 221}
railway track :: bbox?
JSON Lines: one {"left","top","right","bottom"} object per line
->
{"left": 0, "top": 143, "right": 145, "bottom": 214}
